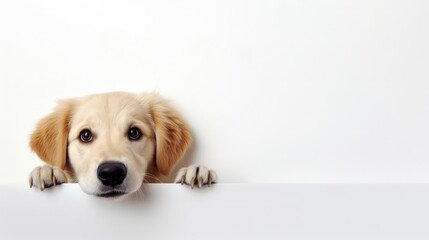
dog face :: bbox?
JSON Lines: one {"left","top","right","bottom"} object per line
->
{"left": 30, "top": 92, "right": 191, "bottom": 198}
{"left": 67, "top": 93, "right": 156, "bottom": 197}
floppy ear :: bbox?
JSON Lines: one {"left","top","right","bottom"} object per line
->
{"left": 30, "top": 100, "right": 74, "bottom": 169}
{"left": 147, "top": 93, "right": 192, "bottom": 176}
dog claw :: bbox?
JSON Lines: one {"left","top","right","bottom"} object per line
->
{"left": 180, "top": 175, "right": 185, "bottom": 185}
{"left": 52, "top": 175, "right": 57, "bottom": 186}
{"left": 190, "top": 177, "right": 196, "bottom": 189}
{"left": 198, "top": 177, "right": 203, "bottom": 188}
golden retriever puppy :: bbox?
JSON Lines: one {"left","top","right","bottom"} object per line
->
{"left": 29, "top": 92, "right": 216, "bottom": 198}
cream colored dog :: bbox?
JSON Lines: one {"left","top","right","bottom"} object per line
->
{"left": 29, "top": 92, "right": 216, "bottom": 198}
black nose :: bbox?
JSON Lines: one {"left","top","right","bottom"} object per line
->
{"left": 97, "top": 162, "right": 127, "bottom": 187}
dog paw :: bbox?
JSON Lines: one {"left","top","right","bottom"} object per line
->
{"left": 174, "top": 165, "right": 217, "bottom": 188}
{"left": 29, "top": 165, "right": 71, "bottom": 191}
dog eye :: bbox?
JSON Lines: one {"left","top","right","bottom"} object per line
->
{"left": 128, "top": 127, "right": 142, "bottom": 141}
{"left": 79, "top": 129, "right": 93, "bottom": 143}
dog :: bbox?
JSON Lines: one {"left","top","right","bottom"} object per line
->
{"left": 28, "top": 91, "right": 216, "bottom": 199}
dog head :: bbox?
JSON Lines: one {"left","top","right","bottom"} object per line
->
{"left": 30, "top": 92, "right": 191, "bottom": 198}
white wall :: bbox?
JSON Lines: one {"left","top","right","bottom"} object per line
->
{"left": 0, "top": 0, "right": 428, "bottom": 184}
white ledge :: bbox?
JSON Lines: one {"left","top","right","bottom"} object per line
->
{"left": 0, "top": 184, "right": 428, "bottom": 240}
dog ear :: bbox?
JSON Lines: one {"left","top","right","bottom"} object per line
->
{"left": 30, "top": 100, "right": 74, "bottom": 169}
{"left": 147, "top": 93, "right": 192, "bottom": 176}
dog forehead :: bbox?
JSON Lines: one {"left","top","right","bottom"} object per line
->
{"left": 72, "top": 92, "right": 150, "bottom": 123}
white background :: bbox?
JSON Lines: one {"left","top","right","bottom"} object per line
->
{"left": 0, "top": 0, "right": 428, "bottom": 184}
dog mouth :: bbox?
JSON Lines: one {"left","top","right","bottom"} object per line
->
{"left": 96, "top": 190, "right": 127, "bottom": 198}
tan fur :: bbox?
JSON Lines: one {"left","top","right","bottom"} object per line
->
{"left": 30, "top": 100, "right": 74, "bottom": 169}
{"left": 147, "top": 93, "right": 192, "bottom": 176}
